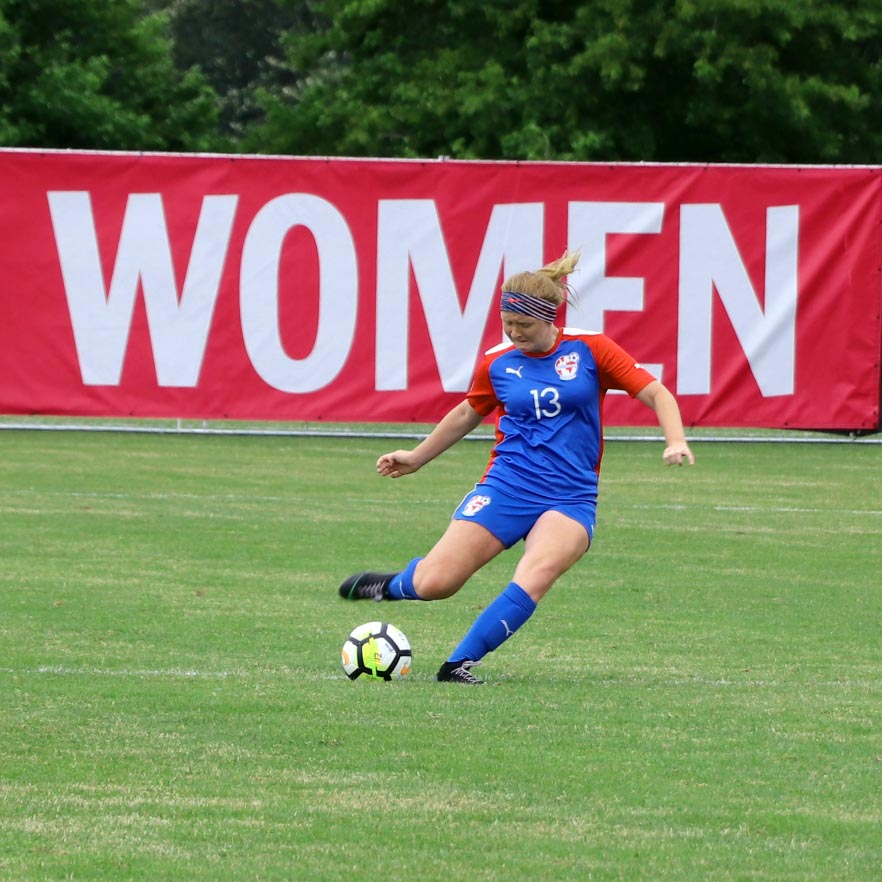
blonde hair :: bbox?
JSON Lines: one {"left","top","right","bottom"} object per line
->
{"left": 501, "top": 250, "right": 580, "bottom": 307}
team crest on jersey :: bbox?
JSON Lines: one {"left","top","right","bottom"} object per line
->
{"left": 554, "top": 352, "right": 580, "bottom": 380}
{"left": 462, "top": 494, "right": 491, "bottom": 516}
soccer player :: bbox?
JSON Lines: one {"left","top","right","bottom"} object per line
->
{"left": 339, "top": 251, "right": 694, "bottom": 684}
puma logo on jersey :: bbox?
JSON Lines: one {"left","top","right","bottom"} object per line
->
{"left": 506, "top": 366, "right": 524, "bottom": 378}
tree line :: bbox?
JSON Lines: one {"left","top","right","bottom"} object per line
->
{"left": 2, "top": 0, "right": 881, "bottom": 164}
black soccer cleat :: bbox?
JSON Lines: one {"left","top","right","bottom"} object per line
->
{"left": 338, "top": 572, "right": 395, "bottom": 601}
{"left": 436, "top": 659, "right": 484, "bottom": 685}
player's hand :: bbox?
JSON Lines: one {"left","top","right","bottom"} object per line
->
{"left": 663, "top": 442, "right": 695, "bottom": 466}
{"left": 377, "top": 451, "right": 421, "bottom": 479}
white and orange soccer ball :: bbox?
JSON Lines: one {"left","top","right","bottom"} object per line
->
{"left": 341, "top": 621, "right": 412, "bottom": 681}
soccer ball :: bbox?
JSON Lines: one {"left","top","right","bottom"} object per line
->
{"left": 341, "top": 621, "right": 412, "bottom": 681}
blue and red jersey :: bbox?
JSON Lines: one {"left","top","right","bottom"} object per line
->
{"left": 466, "top": 328, "right": 655, "bottom": 504}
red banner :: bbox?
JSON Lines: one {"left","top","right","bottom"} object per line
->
{"left": 1, "top": 149, "right": 880, "bottom": 429}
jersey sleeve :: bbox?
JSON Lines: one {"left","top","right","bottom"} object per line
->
{"left": 466, "top": 353, "right": 502, "bottom": 416}
{"left": 587, "top": 334, "right": 657, "bottom": 397}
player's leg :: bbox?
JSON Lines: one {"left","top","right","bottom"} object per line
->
{"left": 511, "top": 509, "right": 592, "bottom": 602}
{"left": 437, "top": 510, "right": 591, "bottom": 683}
{"left": 410, "top": 518, "right": 505, "bottom": 599}
{"left": 338, "top": 518, "right": 504, "bottom": 601}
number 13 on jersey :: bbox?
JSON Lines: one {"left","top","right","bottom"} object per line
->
{"left": 529, "top": 387, "right": 562, "bottom": 419}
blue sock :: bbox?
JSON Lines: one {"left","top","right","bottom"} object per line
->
{"left": 387, "top": 557, "right": 424, "bottom": 600}
{"left": 448, "top": 582, "right": 537, "bottom": 663}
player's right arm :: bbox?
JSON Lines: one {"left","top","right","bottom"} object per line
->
{"left": 377, "top": 399, "right": 485, "bottom": 478}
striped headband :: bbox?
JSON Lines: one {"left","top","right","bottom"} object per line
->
{"left": 500, "top": 290, "right": 559, "bottom": 323}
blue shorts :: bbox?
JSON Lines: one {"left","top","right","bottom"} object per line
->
{"left": 451, "top": 482, "right": 597, "bottom": 548}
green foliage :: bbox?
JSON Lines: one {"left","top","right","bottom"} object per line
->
{"left": 3, "top": 0, "right": 882, "bottom": 161}
{"left": 0, "top": 0, "right": 221, "bottom": 151}
{"left": 1, "top": 429, "right": 881, "bottom": 881}
{"left": 155, "top": 0, "right": 310, "bottom": 139}
{"left": 248, "top": 0, "right": 882, "bottom": 163}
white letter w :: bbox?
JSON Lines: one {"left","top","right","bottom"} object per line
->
{"left": 47, "top": 191, "right": 237, "bottom": 386}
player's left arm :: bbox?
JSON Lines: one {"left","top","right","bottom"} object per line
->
{"left": 586, "top": 333, "right": 694, "bottom": 466}
{"left": 635, "top": 380, "right": 695, "bottom": 466}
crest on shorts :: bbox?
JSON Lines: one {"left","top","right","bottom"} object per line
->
{"left": 462, "top": 494, "right": 491, "bottom": 516}
{"left": 554, "top": 352, "right": 580, "bottom": 380}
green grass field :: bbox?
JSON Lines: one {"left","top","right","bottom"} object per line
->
{"left": 1, "top": 428, "right": 880, "bottom": 882}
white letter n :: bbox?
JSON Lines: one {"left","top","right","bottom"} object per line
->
{"left": 678, "top": 204, "right": 798, "bottom": 397}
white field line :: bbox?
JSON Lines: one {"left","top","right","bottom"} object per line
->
{"left": 5, "top": 488, "right": 287, "bottom": 503}
{"left": 0, "top": 665, "right": 243, "bottom": 679}
{"left": 625, "top": 503, "right": 882, "bottom": 516}
{"left": 6, "top": 489, "right": 882, "bottom": 517}
{"left": 2, "top": 666, "right": 877, "bottom": 691}
{"left": 0, "top": 665, "right": 354, "bottom": 682}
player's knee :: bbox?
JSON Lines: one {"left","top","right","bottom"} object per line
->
{"left": 413, "top": 565, "right": 464, "bottom": 600}
{"left": 514, "top": 557, "right": 577, "bottom": 595}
